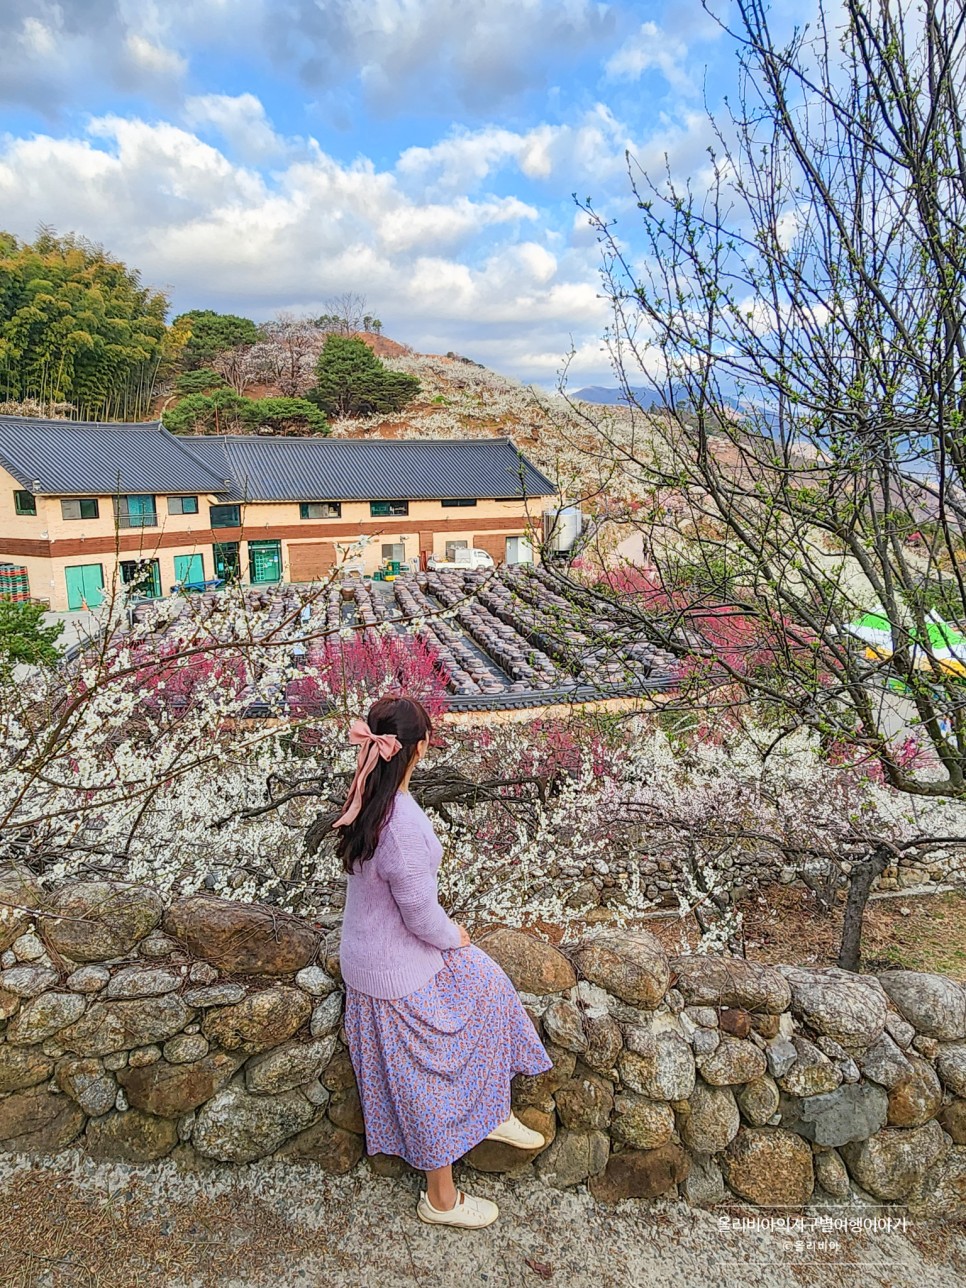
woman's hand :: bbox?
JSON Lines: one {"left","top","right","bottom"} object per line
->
{"left": 456, "top": 923, "right": 471, "bottom": 947}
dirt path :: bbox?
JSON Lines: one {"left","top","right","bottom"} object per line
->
{"left": 0, "top": 1150, "right": 963, "bottom": 1288}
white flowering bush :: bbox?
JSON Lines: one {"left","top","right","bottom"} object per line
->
{"left": 1, "top": 576, "right": 963, "bottom": 957}
{"left": 0, "top": 576, "right": 388, "bottom": 905}
{"left": 428, "top": 715, "right": 966, "bottom": 949}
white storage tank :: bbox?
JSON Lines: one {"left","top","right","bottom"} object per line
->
{"left": 542, "top": 505, "right": 583, "bottom": 554}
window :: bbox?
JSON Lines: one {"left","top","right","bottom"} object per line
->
{"left": 13, "top": 491, "right": 36, "bottom": 516}
{"left": 299, "top": 501, "right": 342, "bottom": 519}
{"left": 210, "top": 504, "right": 241, "bottom": 527}
{"left": 114, "top": 495, "right": 157, "bottom": 528}
{"left": 370, "top": 500, "right": 408, "bottom": 517}
{"left": 168, "top": 496, "right": 199, "bottom": 516}
{"left": 61, "top": 498, "right": 99, "bottom": 520}
{"left": 382, "top": 543, "right": 406, "bottom": 562}
{"left": 212, "top": 542, "right": 241, "bottom": 581}
{"left": 441, "top": 498, "right": 477, "bottom": 507}
{"left": 120, "top": 559, "right": 161, "bottom": 598}
{"left": 445, "top": 540, "right": 469, "bottom": 561}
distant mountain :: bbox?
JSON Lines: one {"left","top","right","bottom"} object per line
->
{"left": 570, "top": 385, "right": 671, "bottom": 407}
{"left": 570, "top": 383, "right": 779, "bottom": 430}
{"left": 571, "top": 384, "right": 710, "bottom": 408}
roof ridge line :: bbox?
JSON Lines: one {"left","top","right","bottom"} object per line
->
{"left": 0, "top": 415, "right": 163, "bottom": 430}
{"left": 158, "top": 426, "right": 234, "bottom": 489}
{"left": 194, "top": 434, "right": 514, "bottom": 446}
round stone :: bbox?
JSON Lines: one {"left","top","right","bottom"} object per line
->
{"left": 192, "top": 1085, "right": 315, "bottom": 1162}
{"left": 880, "top": 972, "right": 966, "bottom": 1041}
{"left": 841, "top": 1121, "right": 946, "bottom": 1201}
{"left": 295, "top": 966, "right": 337, "bottom": 997}
{"left": 475, "top": 928, "right": 576, "bottom": 995}
{"left": 0, "top": 965, "right": 59, "bottom": 998}
{"left": 66, "top": 966, "right": 111, "bottom": 995}
{"left": 129, "top": 1045, "right": 163, "bottom": 1068}
{"left": 46, "top": 881, "right": 163, "bottom": 962}
{"left": 722, "top": 1128, "right": 814, "bottom": 1206}
{"left": 679, "top": 1081, "right": 740, "bottom": 1153}
{"left": 698, "top": 1037, "right": 767, "bottom": 1087}
{"left": 887, "top": 1055, "right": 943, "bottom": 1127}
{"left": 611, "top": 1093, "right": 675, "bottom": 1148}
{"left": 735, "top": 1075, "right": 780, "bottom": 1126}
{"left": 6, "top": 992, "right": 86, "bottom": 1044}
{"left": 163, "top": 1035, "right": 210, "bottom": 1065}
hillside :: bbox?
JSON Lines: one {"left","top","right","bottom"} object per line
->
{"left": 325, "top": 347, "right": 639, "bottom": 503}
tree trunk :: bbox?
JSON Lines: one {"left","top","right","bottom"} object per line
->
{"left": 837, "top": 845, "right": 892, "bottom": 972}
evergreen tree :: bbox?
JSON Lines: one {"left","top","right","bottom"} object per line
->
{"left": 173, "top": 309, "right": 259, "bottom": 370}
{"left": 0, "top": 601, "right": 63, "bottom": 674}
{"left": 309, "top": 335, "right": 419, "bottom": 418}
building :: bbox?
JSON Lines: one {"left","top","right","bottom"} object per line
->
{"left": 0, "top": 417, "right": 556, "bottom": 610}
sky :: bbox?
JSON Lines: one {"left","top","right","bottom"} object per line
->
{"left": 0, "top": 1, "right": 753, "bottom": 388}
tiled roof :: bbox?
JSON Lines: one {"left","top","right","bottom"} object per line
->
{"left": 0, "top": 417, "right": 229, "bottom": 496}
{"left": 178, "top": 435, "right": 556, "bottom": 502}
{"left": 0, "top": 417, "right": 556, "bottom": 503}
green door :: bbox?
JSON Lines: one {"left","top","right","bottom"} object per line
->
{"left": 65, "top": 564, "right": 104, "bottom": 610}
{"left": 249, "top": 540, "right": 281, "bottom": 584}
{"left": 173, "top": 554, "right": 204, "bottom": 587}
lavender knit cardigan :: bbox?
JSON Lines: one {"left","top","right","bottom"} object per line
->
{"left": 339, "top": 791, "right": 463, "bottom": 999}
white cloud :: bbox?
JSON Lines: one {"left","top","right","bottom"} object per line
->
{"left": 20, "top": 17, "right": 57, "bottom": 58}
{"left": 395, "top": 107, "right": 637, "bottom": 199}
{"left": 264, "top": 0, "right": 616, "bottom": 115}
{"left": 606, "top": 21, "right": 692, "bottom": 91}
{"left": 0, "top": 2, "right": 743, "bottom": 388}
{"left": 126, "top": 34, "right": 187, "bottom": 80}
{"left": 185, "top": 93, "right": 288, "bottom": 163}
{"left": 0, "top": 0, "right": 616, "bottom": 122}
{"left": 0, "top": 110, "right": 604, "bottom": 382}
{"left": 0, "top": 1, "right": 188, "bottom": 113}
{"left": 396, "top": 129, "right": 526, "bottom": 194}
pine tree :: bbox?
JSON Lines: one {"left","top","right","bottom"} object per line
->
{"left": 309, "top": 335, "right": 419, "bottom": 418}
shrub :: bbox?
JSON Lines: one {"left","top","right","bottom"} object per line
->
{"left": 163, "top": 391, "right": 327, "bottom": 436}
{"left": 174, "top": 368, "right": 226, "bottom": 396}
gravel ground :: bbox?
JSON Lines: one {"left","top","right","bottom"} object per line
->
{"left": 0, "top": 1150, "right": 963, "bottom": 1288}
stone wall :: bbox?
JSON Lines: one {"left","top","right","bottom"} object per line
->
{"left": 0, "top": 869, "right": 964, "bottom": 1217}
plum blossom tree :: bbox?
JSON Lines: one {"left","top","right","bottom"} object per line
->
{"left": 579, "top": 0, "right": 966, "bottom": 801}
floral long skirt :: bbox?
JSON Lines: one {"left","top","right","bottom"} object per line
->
{"left": 343, "top": 944, "right": 552, "bottom": 1171}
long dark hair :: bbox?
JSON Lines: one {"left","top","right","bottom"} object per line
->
{"left": 335, "top": 695, "right": 433, "bottom": 874}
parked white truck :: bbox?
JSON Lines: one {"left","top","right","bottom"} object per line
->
{"left": 427, "top": 548, "right": 495, "bottom": 572}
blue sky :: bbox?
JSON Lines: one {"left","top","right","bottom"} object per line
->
{"left": 0, "top": 1, "right": 749, "bottom": 387}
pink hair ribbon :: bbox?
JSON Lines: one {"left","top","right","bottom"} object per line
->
{"left": 332, "top": 718, "right": 402, "bottom": 828}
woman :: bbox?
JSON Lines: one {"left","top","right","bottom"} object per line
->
{"left": 334, "top": 695, "right": 552, "bottom": 1229}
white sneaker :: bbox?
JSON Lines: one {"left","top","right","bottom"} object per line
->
{"left": 416, "top": 1189, "right": 499, "bottom": 1228}
{"left": 484, "top": 1113, "right": 545, "bottom": 1150}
